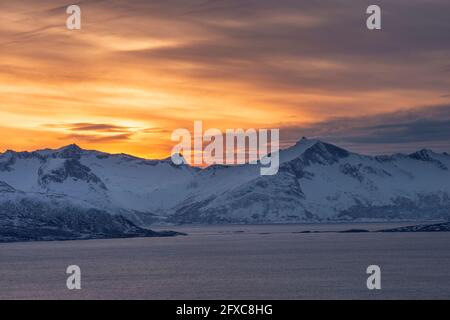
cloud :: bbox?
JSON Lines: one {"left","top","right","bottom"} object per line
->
{"left": 41, "top": 121, "right": 172, "bottom": 143}
{"left": 62, "top": 133, "right": 133, "bottom": 143}
{"left": 3, "top": 0, "right": 450, "bottom": 95}
{"left": 61, "top": 122, "right": 134, "bottom": 133}
{"left": 42, "top": 122, "right": 135, "bottom": 132}
{"left": 114, "top": 0, "right": 450, "bottom": 95}
{"left": 42, "top": 122, "right": 138, "bottom": 143}
{"left": 280, "top": 104, "right": 450, "bottom": 154}
{"left": 142, "top": 127, "right": 173, "bottom": 134}
{"left": 1, "top": 0, "right": 450, "bottom": 157}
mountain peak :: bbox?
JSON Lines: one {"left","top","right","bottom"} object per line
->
{"left": 409, "top": 149, "right": 436, "bottom": 160}
{"left": 408, "top": 149, "right": 448, "bottom": 170}
{"left": 58, "top": 144, "right": 83, "bottom": 152}
{"left": 293, "top": 136, "right": 316, "bottom": 146}
{"left": 299, "top": 136, "right": 308, "bottom": 143}
{"left": 54, "top": 144, "right": 84, "bottom": 159}
{"left": 300, "top": 140, "right": 350, "bottom": 164}
{"left": 280, "top": 137, "right": 322, "bottom": 163}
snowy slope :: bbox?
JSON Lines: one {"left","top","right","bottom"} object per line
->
{"left": 0, "top": 181, "right": 181, "bottom": 242}
{"left": 166, "top": 139, "right": 450, "bottom": 223}
{"left": 1, "top": 139, "right": 450, "bottom": 227}
{"left": 0, "top": 144, "right": 197, "bottom": 223}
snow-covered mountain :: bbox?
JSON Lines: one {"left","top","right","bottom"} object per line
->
{"left": 167, "top": 138, "right": 450, "bottom": 223}
{"left": 0, "top": 182, "right": 181, "bottom": 242}
{"left": 1, "top": 139, "right": 449, "bottom": 231}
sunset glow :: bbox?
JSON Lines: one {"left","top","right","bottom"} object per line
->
{"left": 1, "top": 0, "right": 449, "bottom": 158}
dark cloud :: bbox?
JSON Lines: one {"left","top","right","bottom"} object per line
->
{"left": 2, "top": 0, "right": 450, "bottom": 155}
{"left": 43, "top": 122, "right": 138, "bottom": 143}
{"left": 114, "top": 0, "right": 450, "bottom": 93}
{"left": 4, "top": 0, "right": 450, "bottom": 94}
{"left": 65, "top": 123, "right": 133, "bottom": 133}
{"left": 62, "top": 133, "right": 132, "bottom": 143}
{"left": 43, "top": 122, "right": 170, "bottom": 145}
{"left": 43, "top": 122, "right": 134, "bottom": 133}
{"left": 280, "top": 104, "right": 450, "bottom": 154}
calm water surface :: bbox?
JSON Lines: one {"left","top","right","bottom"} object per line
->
{"left": 0, "top": 223, "right": 449, "bottom": 299}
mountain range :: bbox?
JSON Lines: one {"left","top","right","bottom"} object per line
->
{"left": 1, "top": 138, "right": 449, "bottom": 241}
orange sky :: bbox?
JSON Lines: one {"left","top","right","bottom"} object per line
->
{"left": 1, "top": 0, "right": 449, "bottom": 158}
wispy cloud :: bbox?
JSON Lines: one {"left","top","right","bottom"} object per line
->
{"left": 1, "top": 0, "right": 449, "bottom": 157}
{"left": 62, "top": 133, "right": 133, "bottom": 143}
{"left": 44, "top": 122, "right": 136, "bottom": 133}
{"left": 41, "top": 122, "right": 152, "bottom": 144}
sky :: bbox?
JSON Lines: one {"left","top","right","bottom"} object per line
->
{"left": 1, "top": 0, "right": 449, "bottom": 159}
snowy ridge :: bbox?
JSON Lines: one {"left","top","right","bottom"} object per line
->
{"left": 1, "top": 138, "right": 450, "bottom": 229}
